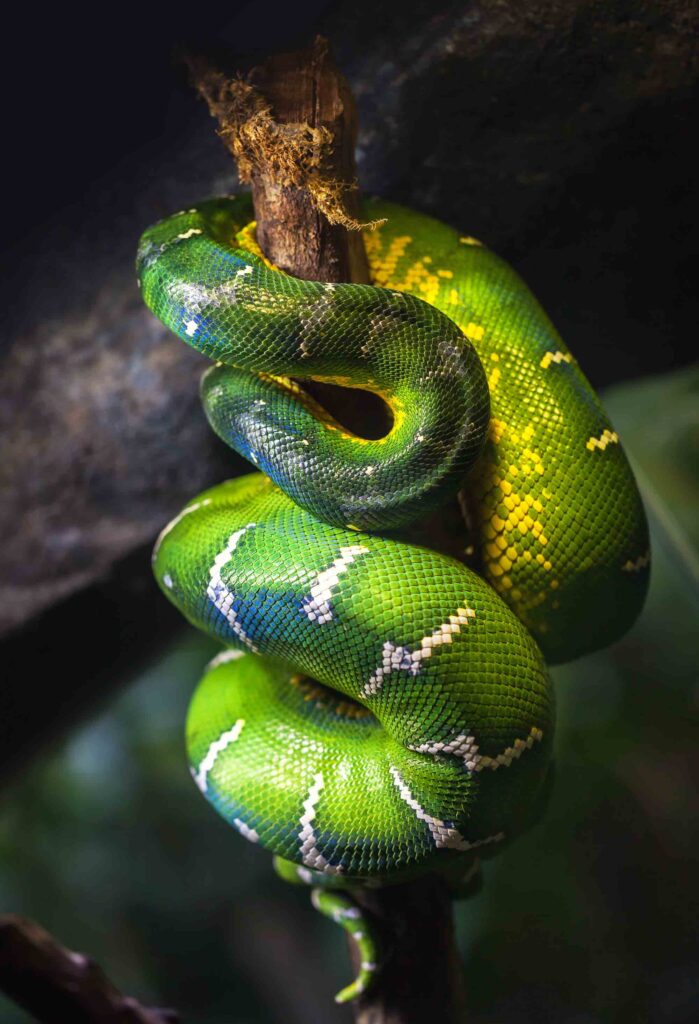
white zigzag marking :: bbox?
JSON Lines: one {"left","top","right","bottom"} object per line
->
{"left": 389, "top": 767, "right": 504, "bottom": 851}
{"left": 233, "top": 818, "right": 259, "bottom": 843}
{"left": 206, "top": 649, "right": 246, "bottom": 671}
{"left": 299, "top": 773, "right": 343, "bottom": 875}
{"left": 194, "top": 719, "right": 245, "bottom": 793}
{"left": 207, "top": 524, "right": 258, "bottom": 651}
{"left": 408, "top": 725, "right": 544, "bottom": 772}
{"left": 153, "top": 498, "right": 212, "bottom": 559}
{"left": 166, "top": 267, "right": 254, "bottom": 312}
{"left": 408, "top": 732, "right": 480, "bottom": 764}
{"left": 165, "top": 280, "right": 208, "bottom": 313}
{"left": 301, "top": 546, "right": 370, "bottom": 624}
{"left": 361, "top": 606, "right": 476, "bottom": 697}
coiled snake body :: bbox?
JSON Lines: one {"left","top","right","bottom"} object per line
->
{"left": 137, "top": 195, "right": 649, "bottom": 1001}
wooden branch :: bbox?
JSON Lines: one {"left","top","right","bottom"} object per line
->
{"left": 191, "top": 36, "right": 468, "bottom": 1023}
{"left": 0, "top": 915, "right": 180, "bottom": 1023}
{"left": 349, "top": 877, "right": 467, "bottom": 1024}
{"left": 248, "top": 37, "right": 371, "bottom": 284}
{"left": 190, "top": 35, "right": 370, "bottom": 283}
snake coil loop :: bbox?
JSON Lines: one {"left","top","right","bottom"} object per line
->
{"left": 137, "top": 194, "right": 649, "bottom": 1000}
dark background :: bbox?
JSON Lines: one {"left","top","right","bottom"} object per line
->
{"left": 1, "top": 2, "right": 698, "bottom": 1022}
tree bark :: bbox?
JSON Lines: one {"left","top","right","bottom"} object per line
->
{"left": 192, "top": 35, "right": 468, "bottom": 1024}
{"left": 0, "top": 915, "right": 180, "bottom": 1024}
{"left": 248, "top": 37, "right": 371, "bottom": 284}
{"left": 348, "top": 877, "right": 467, "bottom": 1024}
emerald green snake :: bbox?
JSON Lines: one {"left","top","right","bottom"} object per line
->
{"left": 137, "top": 194, "right": 649, "bottom": 1002}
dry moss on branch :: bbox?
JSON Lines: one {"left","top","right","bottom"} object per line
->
{"left": 190, "top": 62, "right": 382, "bottom": 232}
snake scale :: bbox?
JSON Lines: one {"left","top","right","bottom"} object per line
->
{"left": 137, "top": 194, "right": 649, "bottom": 1002}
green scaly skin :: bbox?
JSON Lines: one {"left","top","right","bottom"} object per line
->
{"left": 137, "top": 194, "right": 648, "bottom": 1002}
{"left": 274, "top": 854, "right": 380, "bottom": 1003}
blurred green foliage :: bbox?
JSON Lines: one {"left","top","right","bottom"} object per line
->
{"left": 1, "top": 366, "right": 697, "bottom": 1023}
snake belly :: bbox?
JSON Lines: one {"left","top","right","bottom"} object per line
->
{"left": 137, "top": 194, "right": 646, "bottom": 882}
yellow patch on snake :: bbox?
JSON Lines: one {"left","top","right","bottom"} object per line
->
{"left": 475, "top": 413, "right": 556, "bottom": 609}
{"left": 464, "top": 322, "right": 485, "bottom": 342}
{"left": 234, "top": 221, "right": 280, "bottom": 271}
{"left": 364, "top": 229, "right": 444, "bottom": 305}
{"left": 622, "top": 551, "right": 651, "bottom": 572}
{"left": 289, "top": 675, "right": 373, "bottom": 720}
{"left": 586, "top": 429, "right": 619, "bottom": 452}
{"left": 392, "top": 257, "right": 442, "bottom": 306}
{"left": 489, "top": 418, "right": 507, "bottom": 444}
{"left": 369, "top": 234, "right": 413, "bottom": 286}
{"left": 540, "top": 350, "right": 574, "bottom": 370}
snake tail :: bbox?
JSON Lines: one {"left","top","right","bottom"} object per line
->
{"left": 311, "top": 888, "right": 380, "bottom": 1004}
{"left": 273, "top": 856, "right": 378, "bottom": 1001}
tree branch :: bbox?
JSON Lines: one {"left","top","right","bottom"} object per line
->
{"left": 349, "top": 876, "right": 468, "bottom": 1024}
{"left": 0, "top": 915, "right": 180, "bottom": 1024}
{"left": 190, "top": 35, "right": 371, "bottom": 282}
{"left": 190, "top": 35, "right": 468, "bottom": 1024}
